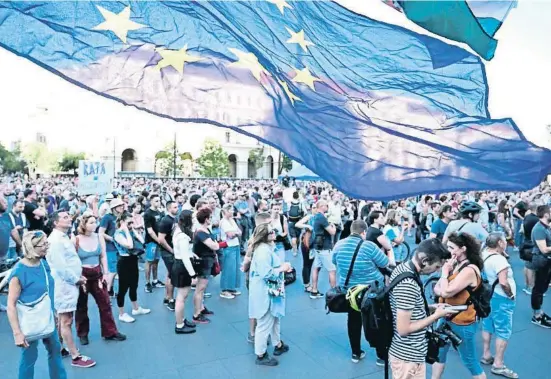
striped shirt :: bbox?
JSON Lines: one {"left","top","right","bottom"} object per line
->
{"left": 389, "top": 262, "right": 427, "bottom": 363}
{"left": 331, "top": 235, "right": 389, "bottom": 288}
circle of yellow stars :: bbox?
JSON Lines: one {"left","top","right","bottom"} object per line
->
{"left": 92, "top": 1, "right": 321, "bottom": 107}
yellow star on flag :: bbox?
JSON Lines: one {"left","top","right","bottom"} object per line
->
{"left": 228, "top": 48, "right": 270, "bottom": 82}
{"left": 156, "top": 45, "right": 202, "bottom": 74}
{"left": 292, "top": 67, "right": 321, "bottom": 91}
{"left": 93, "top": 6, "right": 145, "bottom": 44}
{"left": 267, "top": 0, "right": 293, "bottom": 15}
{"left": 279, "top": 80, "right": 301, "bottom": 105}
{"left": 286, "top": 28, "right": 314, "bottom": 53}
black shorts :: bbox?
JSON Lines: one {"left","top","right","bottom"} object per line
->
{"left": 196, "top": 256, "right": 215, "bottom": 279}
{"left": 170, "top": 259, "right": 192, "bottom": 288}
{"left": 160, "top": 249, "right": 175, "bottom": 274}
{"left": 288, "top": 222, "right": 301, "bottom": 239}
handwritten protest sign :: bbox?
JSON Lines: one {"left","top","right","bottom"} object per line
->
{"left": 78, "top": 161, "right": 113, "bottom": 195}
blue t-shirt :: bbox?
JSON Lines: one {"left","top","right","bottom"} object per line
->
{"left": 0, "top": 213, "right": 11, "bottom": 260}
{"left": 100, "top": 213, "right": 117, "bottom": 252}
{"left": 532, "top": 221, "right": 551, "bottom": 256}
{"left": 312, "top": 213, "right": 333, "bottom": 250}
{"left": 8, "top": 260, "right": 55, "bottom": 309}
{"left": 430, "top": 219, "right": 448, "bottom": 241}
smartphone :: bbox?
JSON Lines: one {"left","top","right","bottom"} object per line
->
{"left": 445, "top": 305, "right": 468, "bottom": 311}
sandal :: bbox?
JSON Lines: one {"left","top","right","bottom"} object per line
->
{"left": 480, "top": 356, "right": 494, "bottom": 365}
{"left": 491, "top": 365, "right": 519, "bottom": 379}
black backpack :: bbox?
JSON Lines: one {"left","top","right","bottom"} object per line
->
{"left": 462, "top": 258, "right": 499, "bottom": 319}
{"left": 361, "top": 270, "right": 420, "bottom": 368}
{"left": 288, "top": 203, "right": 303, "bottom": 222}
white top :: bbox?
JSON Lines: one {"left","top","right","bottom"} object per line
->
{"left": 173, "top": 230, "right": 196, "bottom": 277}
{"left": 220, "top": 218, "right": 240, "bottom": 247}
{"left": 482, "top": 249, "right": 516, "bottom": 298}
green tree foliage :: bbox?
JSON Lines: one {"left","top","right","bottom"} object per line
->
{"left": 21, "top": 142, "right": 59, "bottom": 177}
{"left": 0, "top": 142, "right": 26, "bottom": 174}
{"left": 278, "top": 151, "right": 293, "bottom": 175}
{"left": 196, "top": 138, "right": 230, "bottom": 178}
{"left": 59, "top": 151, "right": 86, "bottom": 175}
{"left": 248, "top": 147, "right": 265, "bottom": 170}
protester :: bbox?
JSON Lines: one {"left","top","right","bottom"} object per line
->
{"left": 480, "top": 233, "right": 518, "bottom": 379}
{"left": 143, "top": 194, "right": 164, "bottom": 294}
{"left": 442, "top": 201, "right": 489, "bottom": 244}
{"left": 310, "top": 199, "right": 336, "bottom": 299}
{"left": 529, "top": 205, "right": 551, "bottom": 328}
{"left": 158, "top": 201, "right": 179, "bottom": 311}
{"left": 248, "top": 222, "right": 291, "bottom": 366}
{"left": 99, "top": 198, "right": 125, "bottom": 296}
{"left": 433, "top": 232, "right": 486, "bottom": 379}
{"left": 74, "top": 212, "right": 126, "bottom": 345}
{"left": 521, "top": 203, "right": 539, "bottom": 295}
{"left": 6, "top": 231, "right": 68, "bottom": 379}
{"left": 219, "top": 203, "right": 242, "bottom": 299}
{"left": 47, "top": 211, "right": 96, "bottom": 368}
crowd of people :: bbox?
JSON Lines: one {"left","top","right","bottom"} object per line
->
{"left": 1, "top": 175, "right": 551, "bottom": 378}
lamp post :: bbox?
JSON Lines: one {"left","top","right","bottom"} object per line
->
{"left": 172, "top": 132, "right": 177, "bottom": 180}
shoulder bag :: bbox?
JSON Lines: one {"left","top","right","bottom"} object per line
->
{"left": 325, "top": 240, "right": 364, "bottom": 313}
{"left": 16, "top": 261, "right": 55, "bottom": 342}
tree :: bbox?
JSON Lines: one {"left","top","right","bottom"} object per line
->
{"left": 21, "top": 142, "right": 58, "bottom": 178}
{"left": 196, "top": 138, "right": 230, "bottom": 178}
{"left": 278, "top": 151, "right": 293, "bottom": 175}
{"left": 59, "top": 151, "right": 86, "bottom": 175}
{"left": 0, "top": 142, "right": 26, "bottom": 174}
{"left": 248, "top": 147, "right": 265, "bottom": 170}
{"left": 154, "top": 149, "right": 172, "bottom": 176}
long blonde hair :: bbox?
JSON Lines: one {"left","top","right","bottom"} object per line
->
{"left": 21, "top": 231, "right": 47, "bottom": 260}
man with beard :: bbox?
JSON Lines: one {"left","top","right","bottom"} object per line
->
{"left": 23, "top": 189, "right": 46, "bottom": 232}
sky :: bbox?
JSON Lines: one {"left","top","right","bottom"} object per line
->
{"left": 0, "top": 0, "right": 550, "bottom": 152}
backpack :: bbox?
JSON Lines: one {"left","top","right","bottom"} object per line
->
{"left": 457, "top": 260, "right": 498, "bottom": 319}
{"left": 361, "top": 270, "right": 418, "bottom": 361}
{"left": 288, "top": 203, "right": 303, "bottom": 222}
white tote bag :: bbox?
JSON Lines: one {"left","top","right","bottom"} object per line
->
{"left": 16, "top": 261, "right": 55, "bottom": 342}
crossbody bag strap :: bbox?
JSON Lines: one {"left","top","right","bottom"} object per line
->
{"left": 40, "top": 260, "right": 49, "bottom": 293}
{"left": 343, "top": 240, "right": 364, "bottom": 287}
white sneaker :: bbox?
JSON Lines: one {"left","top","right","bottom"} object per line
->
{"left": 220, "top": 292, "right": 235, "bottom": 299}
{"left": 132, "top": 307, "right": 151, "bottom": 316}
{"left": 119, "top": 313, "right": 136, "bottom": 323}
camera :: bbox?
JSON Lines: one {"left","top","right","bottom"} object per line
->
{"left": 425, "top": 323, "right": 462, "bottom": 364}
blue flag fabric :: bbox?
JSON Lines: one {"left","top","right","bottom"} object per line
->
{"left": 0, "top": 1, "right": 548, "bottom": 200}
{"left": 383, "top": 0, "right": 517, "bottom": 60}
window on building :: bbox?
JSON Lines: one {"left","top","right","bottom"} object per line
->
{"left": 225, "top": 131, "right": 230, "bottom": 143}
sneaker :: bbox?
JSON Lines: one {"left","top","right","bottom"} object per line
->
{"left": 132, "top": 307, "right": 151, "bottom": 316}
{"left": 201, "top": 307, "right": 214, "bottom": 316}
{"left": 193, "top": 314, "right": 211, "bottom": 324}
{"left": 79, "top": 336, "right": 89, "bottom": 346}
{"left": 60, "top": 348, "right": 70, "bottom": 358}
{"left": 104, "top": 332, "right": 127, "bottom": 341}
{"left": 166, "top": 299, "right": 175, "bottom": 312}
{"left": 204, "top": 292, "right": 212, "bottom": 298}
{"left": 163, "top": 298, "right": 169, "bottom": 305}
{"left": 376, "top": 358, "right": 385, "bottom": 367}
{"left": 220, "top": 291, "right": 236, "bottom": 299}
{"left": 531, "top": 313, "right": 551, "bottom": 329}
{"left": 256, "top": 353, "right": 278, "bottom": 366}
{"left": 273, "top": 341, "right": 289, "bottom": 356}
{"left": 153, "top": 280, "right": 165, "bottom": 288}
{"left": 229, "top": 290, "right": 242, "bottom": 296}
{"left": 309, "top": 291, "right": 324, "bottom": 299}
{"left": 144, "top": 283, "right": 153, "bottom": 293}
{"left": 523, "top": 287, "right": 533, "bottom": 295}
{"left": 191, "top": 284, "right": 196, "bottom": 290}
{"left": 351, "top": 351, "right": 366, "bottom": 363}
{"left": 175, "top": 324, "right": 197, "bottom": 334}
{"left": 71, "top": 355, "right": 96, "bottom": 368}
{"left": 184, "top": 319, "right": 196, "bottom": 328}
{"left": 119, "top": 313, "right": 136, "bottom": 323}
{"left": 247, "top": 333, "right": 255, "bottom": 344}
{"left": 108, "top": 289, "right": 115, "bottom": 298}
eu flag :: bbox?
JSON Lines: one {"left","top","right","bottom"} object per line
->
{"left": 0, "top": 1, "right": 548, "bottom": 200}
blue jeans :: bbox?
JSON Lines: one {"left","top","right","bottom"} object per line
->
{"left": 19, "top": 328, "right": 67, "bottom": 379}
{"left": 514, "top": 218, "right": 524, "bottom": 248}
{"left": 220, "top": 245, "right": 241, "bottom": 291}
{"left": 438, "top": 321, "right": 484, "bottom": 376}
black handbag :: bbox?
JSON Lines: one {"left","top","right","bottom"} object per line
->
{"left": 520, "top": 241, "right": 534, "bottom": 262}
{"left": 284, "top": 267, "right": 297, "bottom": 285}
{"left": 325, "top": 240, "right": 364, "bottom": 314}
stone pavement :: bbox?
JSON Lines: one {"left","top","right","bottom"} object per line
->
{"left": 1, "top": 242, "right": 550, "bottom": 379}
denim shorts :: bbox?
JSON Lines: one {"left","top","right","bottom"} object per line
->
{"left": 313, "top": 249, "right": 336, "bottom": 271}
{"left": 437, "top": 321, "right": 483, "bottom": 376}
{"left": 482, "top": 294, "right": 515, "bottom": 341}
{"left": 145, "top": 242, "right": 160, "bottom": 262}
{"left": 106, "top": 250, "right": 118, "bottom": 274}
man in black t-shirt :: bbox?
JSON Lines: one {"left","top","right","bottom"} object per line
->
{"left": 366, "top": 211, "right": 395, "bottom": 265}
{"left": 23, "top": 189, "right": 46, "bottom": 232}
{"left": 513, "top": 194, "right": 529, "bottom": 248}
{"left": 522, "top": 202, "right": 540, "bottom": 295}
{"left": 143, "top": 194, "right": 164, "bottom": 293}
{"left": 158, "top": 201, "right": 178, "bottom": 310}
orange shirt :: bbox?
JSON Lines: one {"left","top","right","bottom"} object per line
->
{"left": 440, "top": 264, "right": 481, "bottom": 326}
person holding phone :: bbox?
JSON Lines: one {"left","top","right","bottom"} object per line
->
{"left": 433, "top": 232, "right": 487, "bottom": 379}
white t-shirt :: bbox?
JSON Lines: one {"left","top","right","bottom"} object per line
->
{"left": 482, "top": 249, "right": 516, "bottom": 298}
{"left": 220, "top": 218, "right": 240, "bottom": 247}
